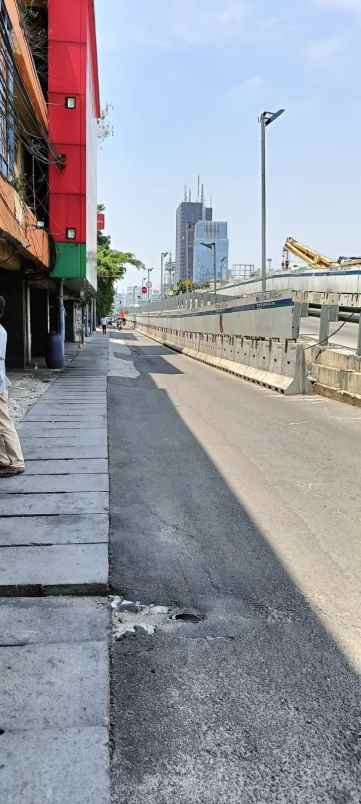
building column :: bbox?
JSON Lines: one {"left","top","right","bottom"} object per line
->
{"left": 0, "top": 273, "right": 28, "bottom": 369}
{"left": 65, "top": 301, "right": 76, "bottom": 342}
{"left": 30, "top": 287, "right": 50, "bottom": 360}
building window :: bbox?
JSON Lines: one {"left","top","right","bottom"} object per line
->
{"left": 0, "top": 23, "right": 14, "bottom": 180}
{"left": 66, "top": 228, "right": 77, "bottom": 240}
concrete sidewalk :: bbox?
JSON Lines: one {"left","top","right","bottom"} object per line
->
{"left": 0, "top": 333, "right": 109, "bottom": 594}
{"left": 0, "top": 333, "right": 111, "bottom": 804}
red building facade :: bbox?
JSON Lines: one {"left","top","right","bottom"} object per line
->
{"left": 48, "top": 0, "right": 100, "bottom": 293}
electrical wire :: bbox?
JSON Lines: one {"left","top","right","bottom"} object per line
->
{"left": 0, "top": 7, "right": 84, "bottom": 267}
{"left": 303, "top": 310, "right": 359, "bottom": 349}
{"left": 0, "top": 12, "right": 61, "bottom": 166}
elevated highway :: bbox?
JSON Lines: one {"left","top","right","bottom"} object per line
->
{"left": 218, "top": 268, "right": 361, "bottom": 308}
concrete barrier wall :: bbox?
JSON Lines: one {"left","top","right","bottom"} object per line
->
{"left": 308, "top": 346, "right": 361, "bottom": 404}
{"left": 132, "top": 320, "right": 309, "bottom": 395}
{"left": 133, "top": 293, "right": 294, "bottom": 340}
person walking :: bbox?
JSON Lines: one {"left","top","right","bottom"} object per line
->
{"left": 0, "top": 296, "right": 25, "bottom": 477}
{"left": 101, "top": 316, "right": 107, "bottom": 335}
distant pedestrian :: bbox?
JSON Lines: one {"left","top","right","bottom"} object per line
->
{"left": 0, "top": 297, "right": 25, "bottom": 477}
{"left": 101, "top": 316, "right": 107, "bottom": 335}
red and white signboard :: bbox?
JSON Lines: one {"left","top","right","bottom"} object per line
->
{"left": 97, "top": 212, "right": 105, "bottom": 231}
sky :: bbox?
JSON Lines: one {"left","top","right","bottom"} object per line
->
{"left": 94, "top": 0, "right": 361, "bottom": 292}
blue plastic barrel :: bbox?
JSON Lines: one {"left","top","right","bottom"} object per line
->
{"left": 46, "top": 333, "right": 64, "bottom": 369}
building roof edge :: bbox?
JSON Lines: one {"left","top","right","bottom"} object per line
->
{"left": 88, "top": 0, "right": 101, "bottom": 118}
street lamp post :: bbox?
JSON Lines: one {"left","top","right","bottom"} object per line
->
{"left": 160, "top": 251, "right": 168, "bottom": 300}
{"left": 259, "top": 109, "right": 285, "bottom": 294}
{"left": 201, "top": 241, "right": 217, "bottom": 306}
{"left": 220, "top": 256, "right": 227, "bottom": 285}
{"left": 185, "top": 223, "right": 193, "bottom": 282}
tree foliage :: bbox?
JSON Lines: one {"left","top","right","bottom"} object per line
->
{"left": 97, "top": 105, "right": 114, "bottom": 143}
{"left": 175, "top": 279, "right": 195, "bottom": 295}
{"left": 96, "top": 207, "right": 143, "bottom": 318}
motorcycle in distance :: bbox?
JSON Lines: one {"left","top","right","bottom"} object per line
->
{"left": 117, "top": 311, "right": 127, "bottom": 330}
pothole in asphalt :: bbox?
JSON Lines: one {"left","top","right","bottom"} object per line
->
{"left": 110, "top": 596, "right": 205, "bottom": 640}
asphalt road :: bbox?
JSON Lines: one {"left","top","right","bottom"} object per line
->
{"left": 109, "top": 330, "right": 361, "bottom": 804}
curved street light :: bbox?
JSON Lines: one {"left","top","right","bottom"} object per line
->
{"left": 201, "top": 241, "right": 217, "bottom": 305}
{"left": 259, "top": 109, "right": 285, "bottom": 294}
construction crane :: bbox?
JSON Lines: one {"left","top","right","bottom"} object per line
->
{"left": 282, "top": 237, "right": 361, "bottom": 271}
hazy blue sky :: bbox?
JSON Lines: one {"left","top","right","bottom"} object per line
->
{"left": 95, "top": 0, "right": 361, "bottom": 291}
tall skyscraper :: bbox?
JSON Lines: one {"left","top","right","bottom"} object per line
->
{"left": 193, "top": 221, "right": 229, "bottom": 285}
{"left": 176, "top": 199, "right": 212, "bottom": 283}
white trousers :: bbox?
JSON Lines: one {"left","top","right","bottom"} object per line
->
{"left": 0, "top": 393, "right": 24, "bottom": 469}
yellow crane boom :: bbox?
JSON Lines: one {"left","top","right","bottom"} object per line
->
{"left": 283, "top": 237, "right": 361, "bottom": 270}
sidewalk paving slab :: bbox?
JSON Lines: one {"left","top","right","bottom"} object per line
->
{"left": 2, "top": 727, "right": 111, "bottom": 804}
{"left": 0, "top": 596, "right": 109, "bottom": 644}
{"left": 0, "top": 641, "right": 108, "bottom": 729}
{"left": 0, "top": 513, "right": 109, "bottom": 545}
{"left": 24, "top": 415, "right": 107, "bottom": 424}
{"left": 20, "top": 433, "right": 107, "bottom": 448}
{"left": 28, "top": 405, "right": 108, "bottom": 414}
{"left": 21, "top": 444, "right": 108, "bottom": 459}
{"left": 0, "top": 544, "right": 108, "bottom": 593}
{"left": 0, "top": 473, "right": 109, "bottom": 493}
{"left": 0, "top": 491, "right": 109, "bottom": 516}
{"left": 19, "top": 426, "right": 107, "bottom": 438}
{"left": 23, "top": 459, "right": 108, "bottom": 474}
{"left": 18, "top": 424, "right": 107, "bottom": 433}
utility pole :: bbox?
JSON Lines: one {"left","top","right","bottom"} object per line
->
{"left": 220, "top": 256, "right": 227, "bottom": 285}
{"left": 259, "top": 109, "right": 285, "bottom": 294}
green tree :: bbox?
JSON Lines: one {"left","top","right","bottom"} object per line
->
{"left": 96, "top": 209, "right": 143, "bottom": 318}
{"left": 175, "top": 279, "right": 194, "bottom": 295}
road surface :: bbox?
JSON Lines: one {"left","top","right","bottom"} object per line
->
{"left": 109, "top": 330, "right": 361, "bottom": 804}
{"left": 301, "top": 315, "right": 359, "bottom": 350}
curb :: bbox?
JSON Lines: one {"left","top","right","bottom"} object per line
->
{"left": 312, "top": 381, "right": 361, "bottom": 408}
